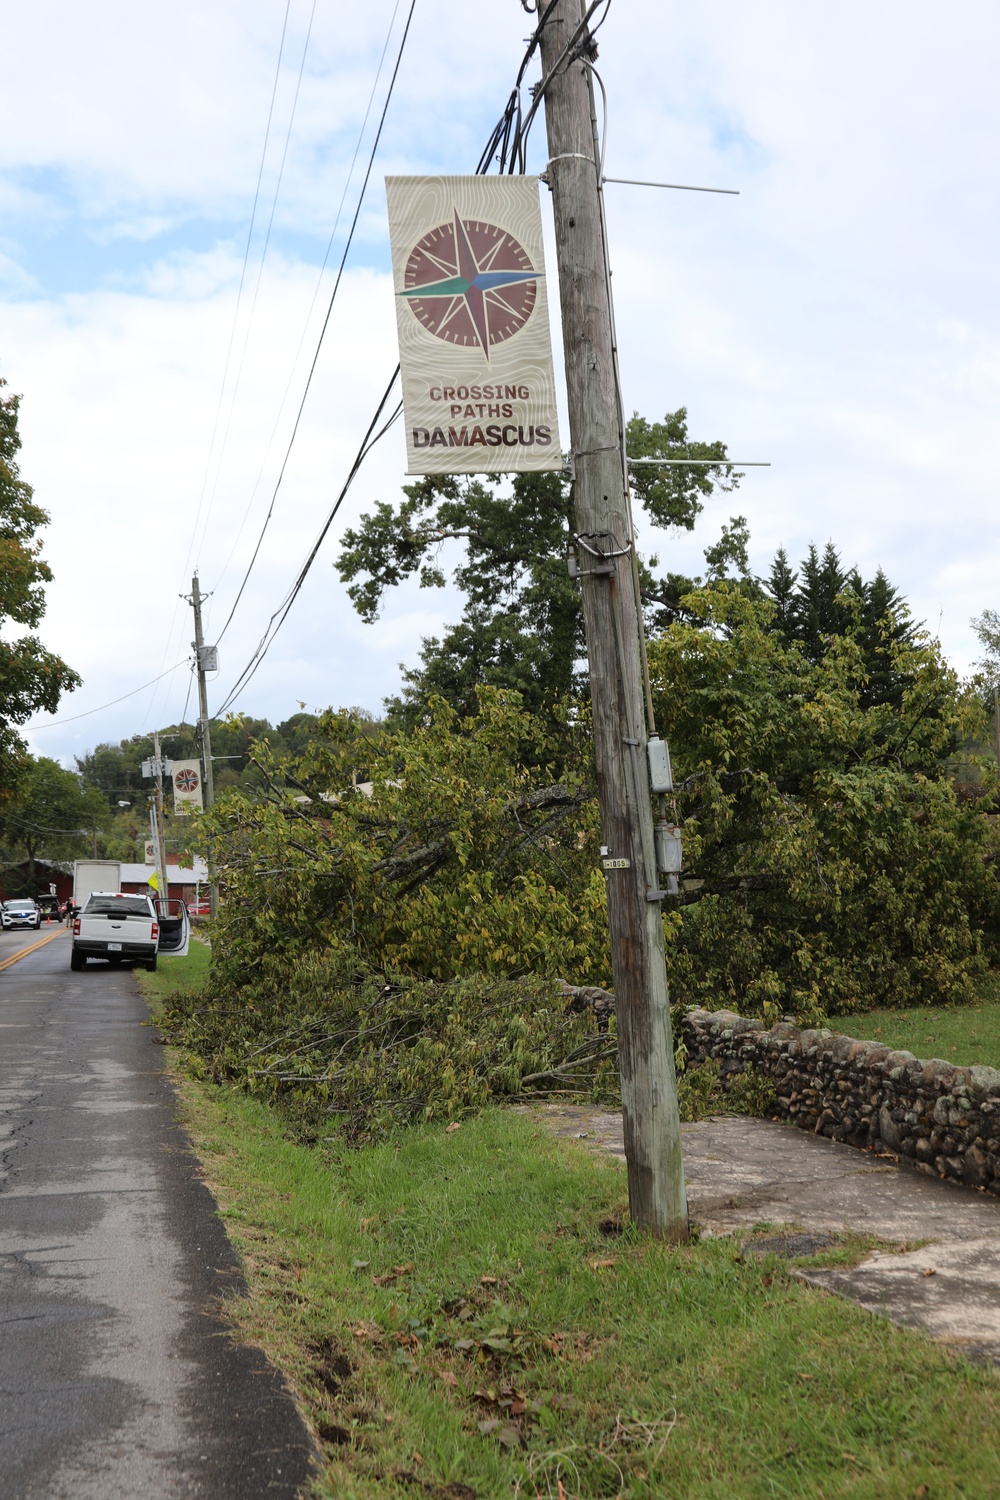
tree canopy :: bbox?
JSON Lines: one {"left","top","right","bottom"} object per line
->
{"left": 198, "top": 558, "right": 999, "bottom": 1019}
{"left": 0, "top": 379, "right": 79, "bottom": 780}
{"left": 973, "top": 609, "right": 1000, "bottom": 690}
{"left": 0, "top": 756, "right": 108, "bottom": 894}
{"left": 336, "top": 408, "right": 738, "bottom": 723}
{"left": 72, "top": 712, "right": 326, "bottom": 862}
{"left": 76, "top": 712, "right": 323, "bottom": 808}
{"left": 647, "top": 576, "right": 997, "bottom": 1016}
{"left": 202, "top": 693, "right": 608, "bottom": 989}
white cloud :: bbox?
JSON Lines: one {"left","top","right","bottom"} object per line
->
{"left": 6, "top": 250, "right": 453, "bottom": 760}
{"left": 4, "top": 0, "right": 1000, "bottom": 764}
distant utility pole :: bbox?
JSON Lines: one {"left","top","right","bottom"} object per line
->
{"left": 188, "top": 574, "right": 219, "bottom": 919}
{"left": 150, "top": 728, "right": 170, "bottom": 905}
{"left": 538, "top": 0, "right": 688, "bottom": 1238}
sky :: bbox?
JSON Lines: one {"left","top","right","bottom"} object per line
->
{"left": 2, "top": 0, "right": 999, "bottom": 766}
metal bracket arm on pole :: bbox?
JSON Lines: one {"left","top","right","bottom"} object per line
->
{"left": 603, "top": 176, "right": 739, "bottom": 195}
{"left": 627, "top": 456, "right": 771, "bottom": 466}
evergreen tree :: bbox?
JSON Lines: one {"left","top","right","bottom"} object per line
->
{"left": 762, "top": 542, "right": 917, "bottom": 710}
{"left": 786, "top": 542, "right": 851, "bottom": 658}
{"left": 856, "top": 568, "right": 917, "bottom": 708}
{"left": 765, "top": 547, "right": 797, "bottom": 636}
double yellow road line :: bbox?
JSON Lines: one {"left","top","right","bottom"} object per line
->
{"left": 0, "top": 926, "right": 67, "bottom": 972}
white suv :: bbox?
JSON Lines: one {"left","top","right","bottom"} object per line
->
{"left": 2, "top": 899, "right": 41, "bottom": 931}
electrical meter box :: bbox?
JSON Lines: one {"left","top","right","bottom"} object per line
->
{"left": 646, "top": 736, "right": 673, "bottom": 794}
{"left": 654, "top": 822, "right": 683, "bottom": 875}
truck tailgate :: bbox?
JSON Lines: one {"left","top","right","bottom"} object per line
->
{"left": 79, "top": 911, "right": 156, "bottom": 944}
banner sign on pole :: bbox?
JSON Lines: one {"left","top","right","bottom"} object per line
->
{"left": 386, "top": 175, "right": 562, "bottom": 474}
{"left": 143, "top": 839, "right": 157, "bottom": 864}
{"left": 171, "top": 760, "right": 204, "bottom": 817}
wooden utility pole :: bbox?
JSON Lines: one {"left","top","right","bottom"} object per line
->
{"left": 151, "top": 728, "right": 170, "bottom": 906}
{"left": 538, "top": 0, "right": 687, "bottom": 1238}
{"left": 189, "top": 574, "right": 219, "bottom": 919}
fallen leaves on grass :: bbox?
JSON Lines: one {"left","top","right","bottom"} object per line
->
{"left": 541, "top": 1332, "right": 598, "bottom": 1363}
{"left": 351, "top": 1320, "right": 382, "bottom": 1341}
{"left": 477, "top": 1419, "right": 521, "bottom": 1447}
{"left": 372, "top": 1262, "right": 415, "bottom": 1287}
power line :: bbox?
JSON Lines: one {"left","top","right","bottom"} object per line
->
{"left": 212, "top": 0, "right": 568, "bottom": 712}
{"left": 213, "top": 0, "right": 418, "bottom": 651}
{"left": 476, "top": 0, "right": 560, "bottom": 173}
{"left": 214, "top": 371, "right": 402, "bottom": 716}
{"left": 514, "top": 0, "right": 611, "bottom": 156}
{"left": 177, "top": 659, "right": 196, "bottom": 729}
{"left": 209, "top": 0, "right": 405, "bottom": 619}
{"left": 476, "top": 0, "right": 609, "bottom": 174}
{"left": 0, "top": 811, "right": 106, "bottom": 837}
{"left": 192, "top": 0, "right": 320, "bottom": 573}
{"left": 144, "top": 2, "right": 296, "bottom": 738}
{"left": 23, "top": 662, "right": 190, "bottom": 731}
{"left": 180, "top": 0, "right": 294, "bottom": 592}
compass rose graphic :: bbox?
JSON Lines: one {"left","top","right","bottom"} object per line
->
{"left": 399, "top": 210, "right": 540, "bottom": 359}
{"left": 174, "top": 769, "right": 200, "bottom": 794}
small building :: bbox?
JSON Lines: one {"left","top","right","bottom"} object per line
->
{"left": 0, "top": 860, "right": 73, "bottom": 904}
{"left": 121, "top": 858, "right": 209, "bottom": 905}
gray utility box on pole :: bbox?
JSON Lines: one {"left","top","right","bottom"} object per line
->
{"left": 140, "top": 758, "right": 173, "bottom": 779}
{"left": 646, "top": 736, "right": 673, "bottom": 794}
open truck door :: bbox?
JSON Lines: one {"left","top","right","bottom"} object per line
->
{"left": 155, "top": 897, "right": 190, "bottom": 957}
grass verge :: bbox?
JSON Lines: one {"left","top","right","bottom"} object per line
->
{"left": 141, "top": 938, "right": 211, "bottom": 1006}
{"left": 141, "top": 958, "right": 1000, "bottom": 1498}
{"left": 833, "top": 977, "right": 1000, "bottom": 1070}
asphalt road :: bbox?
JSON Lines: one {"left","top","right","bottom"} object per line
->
{"left": 0, "top": 920, "right": 66, "bottom": 965}
{"left": 0, "top": 930, "right": 316, "bottom": 1499}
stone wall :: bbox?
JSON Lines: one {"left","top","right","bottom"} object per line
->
{"left": 682, "top": 1008, "right": 1000, "bottom": 1194}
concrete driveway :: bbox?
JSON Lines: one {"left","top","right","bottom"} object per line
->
{"left": 530, "top": 1103, "right": 1000, "bottom": 1362}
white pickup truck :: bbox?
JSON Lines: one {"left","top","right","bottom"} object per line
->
{"left": 71, "top": 891, "right": 190, "bottom": 972}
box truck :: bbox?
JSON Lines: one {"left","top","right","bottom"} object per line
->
{"left": 72, "top": 860, "right": 121, "bottom": 909}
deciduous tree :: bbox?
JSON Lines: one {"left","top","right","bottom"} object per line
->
{"left": 0, "top": 756, "right": 107, "bottom": 891}
{"left": 336, "top": 409, "right": 737, "bottom": 722}
{"left": 0, "top": 378, "right": 79, "bottom": 780}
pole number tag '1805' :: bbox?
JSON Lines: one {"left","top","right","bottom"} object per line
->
{"left": 602, "top": 857, "right": 631, "bottom": 870}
